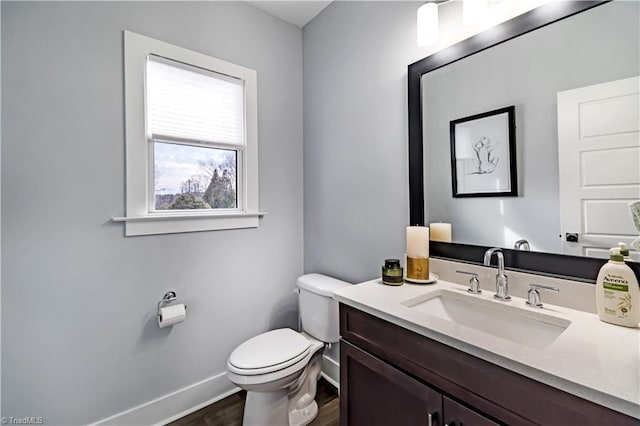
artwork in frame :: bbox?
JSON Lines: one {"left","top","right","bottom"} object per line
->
{"left": 450, "top": 106, "right": 517, "bottom": 198}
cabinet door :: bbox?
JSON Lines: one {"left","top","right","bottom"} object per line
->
{"left": 443, "top": 396, "right": 499, "bottom": 426}
{"left": 341, "top": 340, "right": 442, "bottom": 426}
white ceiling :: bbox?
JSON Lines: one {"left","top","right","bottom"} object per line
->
{"left": 247, "top": 1, "right": 333, "bottom": 27}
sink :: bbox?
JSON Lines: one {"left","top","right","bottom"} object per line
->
{"left": 401, "top": 289, "right": 571, "bottom": 348}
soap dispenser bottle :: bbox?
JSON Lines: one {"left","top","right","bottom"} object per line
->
{"left": 596, "top": 248, "right": 640, "bottom": 328}
{"left": 618, "top": 242, "right": 633, "bottom": 262}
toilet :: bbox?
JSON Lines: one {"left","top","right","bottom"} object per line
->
{"left": 226, "top": 274, "right": 350, "bottom": 426}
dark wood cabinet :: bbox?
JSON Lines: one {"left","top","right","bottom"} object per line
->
{"left": 341, "top": 340, "right": 441, "bottom": 425}
{"left": 443, "top": 397, "right": 499, "bottom": 426}
{"left": 341, "top": 340, "right": 495, "bottom": 426}
{"left": 339, "top": 303, "right": 639, "bottom": 426}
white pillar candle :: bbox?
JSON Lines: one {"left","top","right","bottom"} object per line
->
{"left": 407, "top": 226, "right": 429, "bottom": 258}
{"left": 430, "top": 223, "right": 452, "bottom": 243}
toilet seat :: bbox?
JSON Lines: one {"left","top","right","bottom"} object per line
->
{"left": 228, "top": 329, "right": 311, "bottom": 376}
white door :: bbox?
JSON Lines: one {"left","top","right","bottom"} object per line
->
{"left": 558, "top": 76, "right": 640, "bottom": 260}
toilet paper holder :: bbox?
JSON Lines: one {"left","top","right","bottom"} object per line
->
{"left": 157, "top": 291, "right": 187, "bottom": 316}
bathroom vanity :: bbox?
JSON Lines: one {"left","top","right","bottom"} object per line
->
{"left": 334, "top": 279, "right": 640, "bottom": 425}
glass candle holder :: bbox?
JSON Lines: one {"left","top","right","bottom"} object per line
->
{"left": 382, "top": 259, "right": 404, "bottom": 286}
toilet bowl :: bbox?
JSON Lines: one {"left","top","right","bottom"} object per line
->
{"left": 226, "top": 274, "right": 350, "bottom": 426}
{"left": 227, "top": 329, "right": 325, "bottom": 426}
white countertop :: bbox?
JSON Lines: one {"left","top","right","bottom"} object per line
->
{"left": 333, "top": 278, "right": 640, "bottom": 419}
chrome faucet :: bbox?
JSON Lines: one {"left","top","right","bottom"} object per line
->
{"left": 514, "top": 239, "right": 530, "bottom": 251}
{"left": 484, "top": 248, "right": 511, "bottom": 301}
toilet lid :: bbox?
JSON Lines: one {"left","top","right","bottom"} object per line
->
{"left": 228, "top": 329, "right": 311, "bottom": 375}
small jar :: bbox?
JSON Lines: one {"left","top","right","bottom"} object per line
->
{"left": 382, "top": 259, "right": 404, "bottom": 286}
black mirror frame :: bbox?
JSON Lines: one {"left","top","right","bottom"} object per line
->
{"left": 407, "top": 0, "right": 640, "bottom": 282}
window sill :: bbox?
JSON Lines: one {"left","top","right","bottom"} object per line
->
{"left": 112, "top": 211, "right": 267, "bottom": 236}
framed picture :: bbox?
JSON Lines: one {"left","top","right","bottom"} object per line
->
{"left": 450, "top": 106, "right": 517, "bottom": 197}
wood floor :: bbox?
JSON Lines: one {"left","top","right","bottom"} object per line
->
{"left": 168, "top": 378, "right": 339, "bottom": 426}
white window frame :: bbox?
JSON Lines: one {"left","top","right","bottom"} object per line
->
{"left": 118, "top": 31, "right": 261, "bottom": 236}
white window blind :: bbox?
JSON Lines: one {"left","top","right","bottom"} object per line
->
{"left": 146, "top": 55, "right": 245, "bottom": 146}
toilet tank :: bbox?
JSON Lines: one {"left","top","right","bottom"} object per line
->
{"left": 297, "top": 274, "right": 351, "bottom": 343}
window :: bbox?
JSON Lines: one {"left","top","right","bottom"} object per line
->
{"left": 119, "top": 31, "right": 260, "bottom": 236}
{"left": 147, "top": 56, "right": 242, "bottom": 212}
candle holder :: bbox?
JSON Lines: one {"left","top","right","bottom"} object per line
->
{"left": 406, "top": 256, "right": 430, "bottom": 280}
{"left": 406, "top": 225, "right": 430, "bottom": 281}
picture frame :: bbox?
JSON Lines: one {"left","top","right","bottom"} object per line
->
{"left": 450, "top": 106, "right": 517, "bottom": 198}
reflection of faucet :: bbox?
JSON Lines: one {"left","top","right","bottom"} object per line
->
{"left": 514, "top": 239, "right": 530, "bottom": 251}
{"left": 484, "top": 248, "right": 511, "bottom": 301}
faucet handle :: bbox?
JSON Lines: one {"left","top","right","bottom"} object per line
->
{"left": 456, "top": 270, "right": 482, "bottom": 294}
{"left": 526, "top": 283, "right": 559, "bottom": 308}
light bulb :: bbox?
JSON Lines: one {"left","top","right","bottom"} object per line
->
{"left": 417, "top": 2, "right": 439, "bottom": 46}
{"left": 463, "top": 0, "right": 489, "bottom": 25}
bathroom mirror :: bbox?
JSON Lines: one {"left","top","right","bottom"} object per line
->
{"left": 408, "top": 0, "right": 640, "bottom": 281}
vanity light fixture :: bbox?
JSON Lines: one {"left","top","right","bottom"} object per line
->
{"left": 417, "top": 1, "right": 446, "bottom": 47}
{"left": 418, "top": 0, "right": 497, "bottom": 46}
{"left": 463, "top": 0, "right": 490, "bottom": 25}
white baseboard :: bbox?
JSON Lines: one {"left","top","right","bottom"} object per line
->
{"left": 321, "top": 354, "right": 340, "bottom": 392}
{"left": 92, "top": 372, "right": 239, "bottom": 426}
{"left": 92, "top": 356, "right": 339, "bottom": 426}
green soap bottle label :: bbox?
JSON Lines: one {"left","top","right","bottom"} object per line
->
{"left": 602, "top": 274, "right": 633, "bottom": 318}
{"left": 603, "top": 282, "right": 629, "bottom": 292}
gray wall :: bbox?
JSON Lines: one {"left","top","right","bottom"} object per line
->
{"left": 303, "top": 1, "right": 428, "bottom": 283}
{"left": 1, "top": 2, "right": 303, "bottom": 424}
{"left": 423, "top": 1, "right": 639, "bottom": 253}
